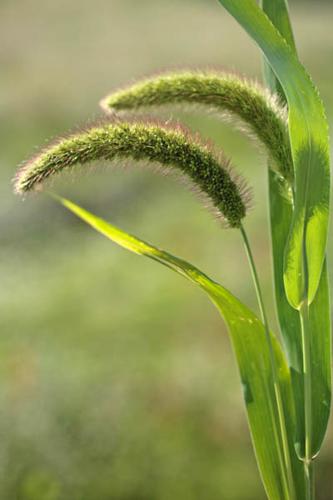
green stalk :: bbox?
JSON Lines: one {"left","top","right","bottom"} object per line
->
{"left": 298, "top": 77, "right": 314, "bottom": 496}
{"left": 240, "top": 224, "right": 295, "bottom": 500}
{"left": 299, "top": 298, "right": 313, "bottom": 500}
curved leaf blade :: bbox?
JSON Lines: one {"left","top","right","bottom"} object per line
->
{"left": 217, "top": 0, "right": 330, "bottom": 309}
{"left": 53, "top": 194, "right": 304, "bottom": 499}
{"left": 261, "top": 0, "right": 331, "bottom": 458}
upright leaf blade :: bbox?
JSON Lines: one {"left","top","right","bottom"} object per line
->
{"left": 260, "top": 0, "right": 295, "bottom": 98}
{"left": 54, "top": 194, "right": 305, "bottom": 499}
{"left": 261, "top": 0, "right": 331, "bottom": 458}
{"left": 261, "top": 0, "right": 304, "bottom": 457}
{"left": 261, "top": 1, "right": 295, "bottom": 49}
{"left": 217, "top": 0, "right": 330, "bottom": 310}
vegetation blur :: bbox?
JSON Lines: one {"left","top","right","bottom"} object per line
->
{"left": 1, "top": 0, "right": 332, "bottom": 499}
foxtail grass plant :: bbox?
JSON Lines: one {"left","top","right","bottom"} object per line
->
{"left": 14, "top": 1, "right": 331, "bottom": 499}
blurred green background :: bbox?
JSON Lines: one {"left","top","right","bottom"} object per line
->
{"left": 1, "top": 1, "right": 332, "bottom": 499}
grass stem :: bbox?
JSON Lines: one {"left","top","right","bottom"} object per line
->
{"left": 299, "top": 298, "right": 313, "bottom": 500}
{"left": 240, "top": 224, "right": 295, "bottom": 500}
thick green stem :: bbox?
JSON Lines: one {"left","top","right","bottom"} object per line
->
{"left": 240, "top": 224, "right": 295, "bottom": 500}
{"left": 299, "top": 299, "right": 314, "bottom": 500}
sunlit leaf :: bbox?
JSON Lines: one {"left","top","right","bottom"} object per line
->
{"left": 217, "top": 0, "right": 330, "bottom": 310}
{"left": 53, "top": 194, "right": 304, "bottom": 499}
{"left": 261, "top": 0, "right": 331, "bottom": 459}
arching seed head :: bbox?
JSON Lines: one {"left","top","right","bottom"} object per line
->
{"left": 101, "top": 71, "right": 293, "bottom": 183}
{"left": 14, "top": 119, "right": 250, "bottom": 228}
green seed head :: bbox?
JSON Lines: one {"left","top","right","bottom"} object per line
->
{"left": 100, "top": 71, "right": 293, "bottom": 182}
{"left": 14, "top": 119, "right": 249, "bottom": 228}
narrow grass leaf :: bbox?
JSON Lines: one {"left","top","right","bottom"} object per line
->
{"left": 217, "top": 0, "right": 330, "bottom": 310}
{"left": 261, "top": 0, "right": 331, "bottom": 458}
{"left": 54, "top": 194, "right": 304, "bottom": 499}
{"left": 260, "top": 0, "right": 296, "bottom": 97}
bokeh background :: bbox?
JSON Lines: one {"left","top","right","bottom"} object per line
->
{"left": 1, "top": 1, "right": 332, "bottom": 499}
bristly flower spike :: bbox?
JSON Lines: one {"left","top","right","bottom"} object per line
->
{"left": 14, "top": 120, "right": 250, "bottom": 228}
{"left": 100, "top": 71, "right": 293, "bottom": 183}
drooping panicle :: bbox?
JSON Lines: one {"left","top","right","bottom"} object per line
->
{"left": 14, "top": 120, "right": 249, "bottom": 228}
{"left": 100, "top": 71, "right": 293, "bottom": 182}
